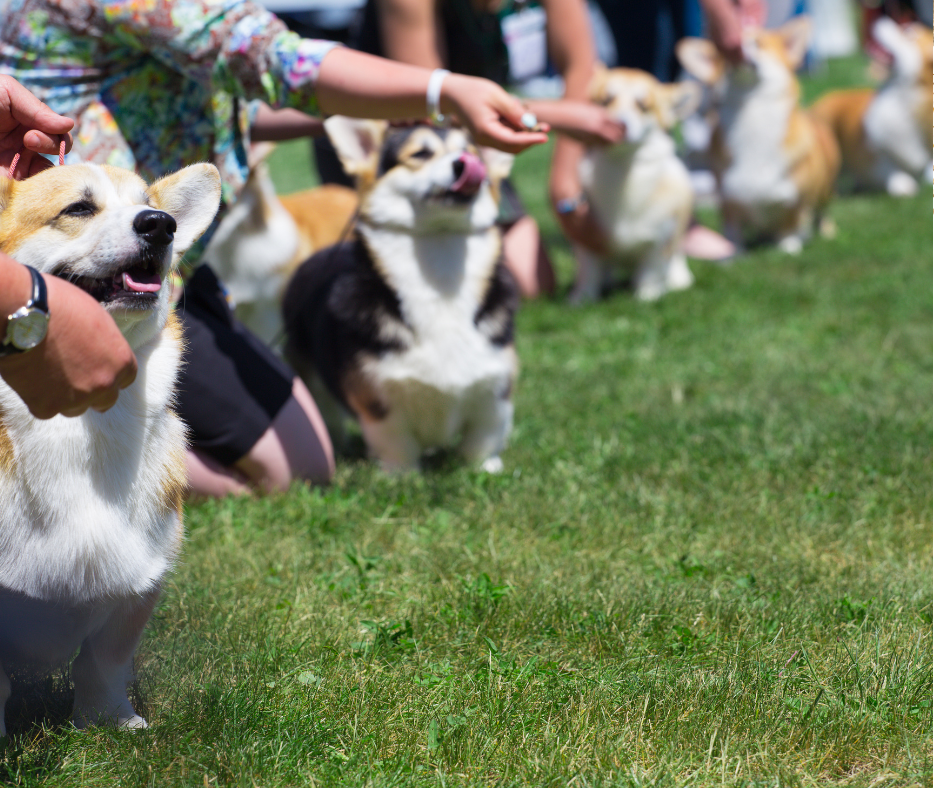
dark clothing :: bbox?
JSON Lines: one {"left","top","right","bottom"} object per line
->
{"left": 176, "top": 265, "right": 294, "bottom": 466}
{"left": 595, "top": 0, "right": 695, "bottom": 81}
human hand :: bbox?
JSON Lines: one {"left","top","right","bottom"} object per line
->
{"left": 440, "top": 74, "right": 548, "bottom": 154}
{"left": 527, "top": 100, "right": 625, "bottom": 146}
{"left": 0, "top": 269, "right": 137, "bottom": 419}
{"left": 0, "top": 75, "right": 74, "bottom": 179}
{"left": 702, "top": 0, "right": 767, "bottom": 63}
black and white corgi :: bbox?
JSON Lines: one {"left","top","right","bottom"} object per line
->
{"left": 282, "top": 119, "right": 518, "bottom": 473}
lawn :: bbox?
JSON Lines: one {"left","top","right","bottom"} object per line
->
{"left": 0, "top": 58, "right": 931, "bottom": 786}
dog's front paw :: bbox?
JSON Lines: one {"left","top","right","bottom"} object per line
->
{"left": 480, "top": 456, "right": 504, "bottom": 474}
{"left": 886, "top": 170, "right": 919, "bottom": 197}
{"left": 778, "top": 235, "right": 803, "bottom": 255}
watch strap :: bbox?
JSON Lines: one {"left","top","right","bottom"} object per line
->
{"left": 23, "top": 265, "right": 48, "bottom": 313}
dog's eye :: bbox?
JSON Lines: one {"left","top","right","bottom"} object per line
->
{"left": 410, "top": 148, "right": 434, "bottom": 161}
{"left": 599, "top": 95, "right": 615, "bottom": 107}
{"left": 60, "top": 201, "right": 97, "bottom": 218}
{"left": 636, "top": 97, "right": 652, "bottom": 112}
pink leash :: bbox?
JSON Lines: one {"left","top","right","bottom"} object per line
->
{"left": 8, "top": 138, "right": 67, "bottom": 178}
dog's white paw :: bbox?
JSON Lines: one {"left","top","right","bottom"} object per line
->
{"left": 818, "top": 216, "right": 837, "bottom": 240}
{"left": 778, "top": 235, "right": 803, "bottom": 255}
{"left": 480, "top": 456, "right": 504, "bottom": 474}
{"left": 886, "top": 170, "right": 919, "bottom": 197}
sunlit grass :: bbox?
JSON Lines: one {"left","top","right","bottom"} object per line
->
{"left": 0, "top": 56, "right": 930, "bottom": 787}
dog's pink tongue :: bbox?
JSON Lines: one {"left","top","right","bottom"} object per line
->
{"left": 451, "top": 152, "right": 487, "bottom": 195}
{"left": 123, "top": 270, "right": 161, "bottom": 293}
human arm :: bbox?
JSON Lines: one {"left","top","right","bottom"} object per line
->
{"left": 375, "top": 0, "right": 445, "bottom": 69}
{"left": 315, "top": 48, "right": 546, "bottom": 153}
{"left": 525, "top": 99, "right": 624, "bottom": 145}
{"left": 0, "top": 257, "right": 137, "bottom": 419}
{"left": 0, "top": 75, "right": 73, "bottom": 179}
{"left": 97, "top": 1, "right": 544, "bottom": 154}
{"left": 541, "top": 0, "right": 610, "bottom": 254}
{"left": 251, "top": 105, "right": 325, "bottom": 141}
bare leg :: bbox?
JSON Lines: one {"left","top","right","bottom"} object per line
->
{"left": 501, "top": 216, "right": 555, "bottom": 298}
{"left": 186, "top": 378, "right": 334, "bottom": 498}
{"left": 234, "top": 377, "right": 335, "bottom": 493}
{"left": 360, "top": 414, "right": 422, "bottom": 473}
{"left": 186, "top": 449, "right": 251, "bottom": 500}
{"left": 569, "top": 245, "right": 604, "bottom": 304}
{"left": 71, "top": 590, "right": 160, "bottom": 730}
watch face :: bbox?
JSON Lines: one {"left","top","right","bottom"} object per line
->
{"left": 11, "top": 309, "right": 49, "bottom": 350}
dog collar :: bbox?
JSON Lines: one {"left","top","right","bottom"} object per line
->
{"left": 0, "top": 265, "right": 50, "bottom": 357}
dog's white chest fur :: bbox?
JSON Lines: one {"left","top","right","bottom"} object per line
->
{"left": 361, "top": 226, "right": 514, "bottom": 448}
{"left": 0, "top": 329, "right": 185, "bottom": 606}
{"left": 719, "top": 90, "right": 798, "bottom": 207}
{"left": 582, "top": 133, "right": 692, "bottom": 254}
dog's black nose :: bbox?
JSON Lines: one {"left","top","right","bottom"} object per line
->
{"left": 133, "top": 210, "right": 177, "bottom": 246}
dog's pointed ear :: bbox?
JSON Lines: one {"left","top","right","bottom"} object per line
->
{"left": 777, "top": 15, "right": 813, "bottom": 69}
{"left": 324, "top": 117, "right": 388, "bottom": 180}
{"left": 658, "top": 80, "right": 702, "bottom": 128}
{"left": 676, "top": 38, "right": 723, "bottom": 85}
{"left": 147, "top": 163, "right": 221, "bottom": 258}
{"left": 478, "top": 145, "right": 514, "bottom": 185}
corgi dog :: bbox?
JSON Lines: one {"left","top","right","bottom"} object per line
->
{"left": 282, "top": 119, "right": 518, "bottom": 473}
{"left": 811, "top": 18, "right": 932, "bottom": 196}
{"left": 203, "top": 144, "right": 357, "bottom": 345}
{"left": 0, "top": 162, "right": 220, "bottom": 735}
{"left": 572, "top": 65, "right": 702, "bottom": 303}
{"left": 677, "top": 17, "right": 841, "bottom": 254}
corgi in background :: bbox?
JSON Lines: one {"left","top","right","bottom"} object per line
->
{"left": 572, "top": 65, "right": 701, "bottom": 303}
{"left": 283, "top": 119, "right": 518, "bottom": 473}
{"left": 677, "top": 17, "right": 841, "bottom": 254}
{"left": 0, "top": 162, "right": 220, "bottom": 735}
{"left": 811, "top": 18, "right": 932, "bottom": 196}
{"left": 203, "top": 143, "right": 357, "bottom": 345}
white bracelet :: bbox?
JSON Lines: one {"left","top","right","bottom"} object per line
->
{"left": 426, "top": 68, "right": 451, "bottom": 126}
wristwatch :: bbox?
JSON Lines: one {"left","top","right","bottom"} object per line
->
{"left": 0, "top": 266, "right": 50, "bottom": 357}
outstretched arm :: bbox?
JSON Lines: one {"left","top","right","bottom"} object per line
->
{"left": 315, "top": 48, "right": 547, "bottom": 154}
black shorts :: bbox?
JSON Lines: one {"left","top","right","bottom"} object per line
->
{"left": 175, "top": 265, "right": 294, "bottom": 466}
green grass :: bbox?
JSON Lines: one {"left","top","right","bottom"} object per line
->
{"left": 0, "top": 57, "right": 930, "bottom": 786}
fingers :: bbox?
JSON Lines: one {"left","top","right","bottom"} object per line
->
{"left": 477, "top": 123, "right": 548, "bottom": 154}
{"left": 23, "top": 130, "right": 73, "bottom": 156}
{"left": 0, "top": 75, "right": 74, "bottom": 136}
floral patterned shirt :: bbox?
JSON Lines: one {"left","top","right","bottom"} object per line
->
{"left": 0, "top": 0, "right": 338, "bottom": 206}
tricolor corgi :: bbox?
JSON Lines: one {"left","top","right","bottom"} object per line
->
{"left": 0, "top": 162, "right": 220, "bottom": 735}
{"left": 811, "top": 18, "right": 932, "bottom": 196}
{"left": 572, "top": 65, "right": 701, "bottom": 303}
{"left": 283, "top": 119, "right": 518, "bottom": 473}
{"left": 203, "top": 145, "right": 357, "bottom": 345}
{"left": 677, "top": 17, "right": 841, "bottom": 254}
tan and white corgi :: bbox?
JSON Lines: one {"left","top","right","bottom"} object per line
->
{"left": 811, "top": 18, "right": 932, "bottom": 196}
{"left": 203, "top": 145, "right": 357, "bottom": 345}
{"left": 0, "top": 162, "right": 220, "bottom": 735}
{"left": 282, "top": 119, "right": 518, "bottom": 473}
{"left": 677, "top": 17, "right": 840, "bottom": 254}
{"left": 572, "top": 65, "right": 701, "bottom": 303}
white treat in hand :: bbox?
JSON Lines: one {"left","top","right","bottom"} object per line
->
{"left": 521, "top": 111, "right": 538, "bottom": 130}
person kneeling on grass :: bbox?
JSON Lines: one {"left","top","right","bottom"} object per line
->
{"left": 0, "top": 0, "right": 547, "bottom": 499}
